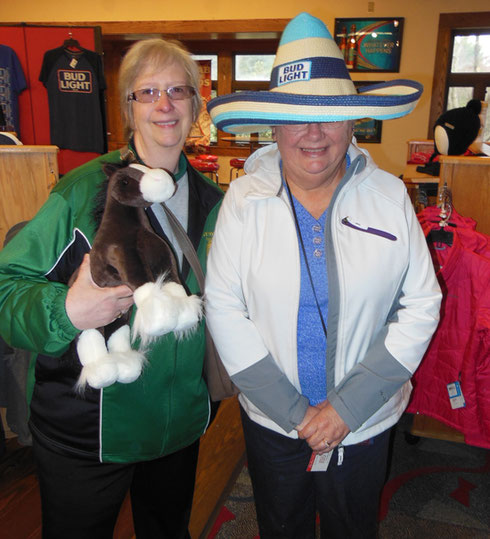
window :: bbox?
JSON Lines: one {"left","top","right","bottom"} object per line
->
{"left": 235, "top": 54, "right": 275, "bottom": 81}
{"left": 186, "top": 39, "right": 279, "bottom": 149}
{"left": 233, "top": 55, "right": 275, "bottom": 144}
{"left": 447, "top": 30, "right": 490, "bottom": 143}
{"left": 429, "top": 13, "right": 490, "bottom": 143}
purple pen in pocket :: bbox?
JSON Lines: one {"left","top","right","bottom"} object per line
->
{"left": 341, "top": 217, "right": 397, "bottom": 241}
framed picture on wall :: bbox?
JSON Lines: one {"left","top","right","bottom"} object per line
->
{"left": 354, "top": 117, "right": 383, "bottom": 143}
{"left": 334, "top": 18, "right": 404, "bottom": 72}
{"left": 353, "top": 81, "right": 383, "bottom": 143}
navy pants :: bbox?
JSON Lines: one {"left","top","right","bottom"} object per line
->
{"left": 32, "top": 437, "right": 199, "bottom": 539}
{"left": 241, "top": 407, "right": 391, "bottom": 539}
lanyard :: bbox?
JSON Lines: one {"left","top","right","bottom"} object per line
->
{"left": 284, "top": 177, "right": 328, "bottom": 339}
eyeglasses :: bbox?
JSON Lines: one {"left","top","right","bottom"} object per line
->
{"left": 128, "top": 86, "right": 196, "bottom": 103}
{"left": 281, "top": 122, "right": 346, "bottom": 133}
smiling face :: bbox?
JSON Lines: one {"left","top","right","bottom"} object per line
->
{"left": 131, "top": 62, "right": 194, "bottom": 171}
{"left": 274, "top": 121, "right": 354, "bottom": 192}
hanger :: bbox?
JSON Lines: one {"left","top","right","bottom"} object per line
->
{"left": 63, "top": 32, "right": 83, "bottom": 53}
{"left": 427, "top": 182, "right": 454, "bottom": 246}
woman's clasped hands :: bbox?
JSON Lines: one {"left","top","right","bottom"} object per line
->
{"left": 296, "top": 400, "right": 351, "bottom": 455}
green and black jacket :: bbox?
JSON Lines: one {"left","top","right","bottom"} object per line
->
{"left": 0, "top": 146, "right": 223, "bottom": 463}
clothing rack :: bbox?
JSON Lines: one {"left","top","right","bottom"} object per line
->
{"left": 437, "top": 182, "right": 452, "bottom": 226}
{"left": 425, "top": 183, "right": 454, "bottom": 248}
{"left": 409, "top": 155, "right": 490, "bottom": 445}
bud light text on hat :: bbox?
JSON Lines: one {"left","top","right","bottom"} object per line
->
{"left": 277, "top": 61, "right": 312, "bottom": 86}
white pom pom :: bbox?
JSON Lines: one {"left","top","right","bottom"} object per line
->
{"left": 159, "top": 282, "right": 202, "bottom": 331}
{"left": 114, "top": 351, "right": 146, "bottom": 384}
{"left": 130, "top": 164, "right": 175, "bottom": 203}
{"left": 132, "top": 278, "right": 203, "bottom": 345}
{"left": 76, "top": 329, "right": 117, "bottom": 390}
{"left": 78, "top": 357, "right": 119, "bottom": 390}
{"left": 107, "top": 325, "right": 146, "bottom": 384}
{"left": 176, "top": 294, "right": 203, "bottom": 332}
{"left": 106, "top": 325, "right": 132, "bottom": 353}
{"left": 133, "top": 280, "right": 179, "bottom": 345}
{"left": 77, "top": 329, "right": 107, "bottom": 366}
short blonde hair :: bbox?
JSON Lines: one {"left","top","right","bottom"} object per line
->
{"left": 119, "top": 38, "right": 202, "bottom": 139}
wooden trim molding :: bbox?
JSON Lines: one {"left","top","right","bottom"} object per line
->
{"left": 428, "top": 12, "right": 490, "bottom": 138}
{"left": 13, "top": 19, "right": 289, "bottom": 40}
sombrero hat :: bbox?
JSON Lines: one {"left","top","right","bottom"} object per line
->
{"left": 207, "top": 12, "right": 423, "bottom": 134}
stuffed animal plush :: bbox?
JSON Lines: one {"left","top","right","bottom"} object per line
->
{"left": 416, "top": 99, "right": 482, "bottom": 177}
{"left": 76, "top": 162, "right": 202, "bottom": 391}
{"left": 434, "top": 99, "right": 482, "bottom": 156}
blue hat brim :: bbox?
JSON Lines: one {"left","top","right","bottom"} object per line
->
{"left": 208, "top": 80, "right": 423, "bottom": 134}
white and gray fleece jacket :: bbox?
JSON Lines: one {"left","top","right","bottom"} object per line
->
{"left": 205, "top": 142, "right": 441, "bottom": 445}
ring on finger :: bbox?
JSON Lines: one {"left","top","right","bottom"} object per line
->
{"left": 324, "top": 439, "right": 331, "bottom": 449}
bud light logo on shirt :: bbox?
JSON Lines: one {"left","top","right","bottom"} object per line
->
{"left": 277, "top": 61, "right": 312, "bottom": 86}
{"left": 57, "top": 70, "right": 92, "bottom": 93}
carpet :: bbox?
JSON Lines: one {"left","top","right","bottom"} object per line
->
{"left": 208, "top": 414, "right": 490, "bottom": 538}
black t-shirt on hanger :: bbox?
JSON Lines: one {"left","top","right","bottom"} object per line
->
{"left": 39, "top": 46, "right": 107, "bottom": 154}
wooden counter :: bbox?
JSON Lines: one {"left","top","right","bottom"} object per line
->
{"left": 402, "top": 163, "right": 439, "bottom": 185}
{"left": 439, "top": 155, "right": 490, "bottom": 235}
{"left": 410, "top": 414, "right": 465, "bottom": 444}
{"left": 401, "top": 163, "right": 439, "bottom": 209}
{"left": 0, "top": 145, "right": 59, "bottom": 246}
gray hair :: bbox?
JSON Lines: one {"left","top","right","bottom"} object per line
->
{"left": 119, "top": 38, "right": 202, "bottom": 139}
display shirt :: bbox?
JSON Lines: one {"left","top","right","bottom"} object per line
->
{"left": 0, "top": 45, "right": 27, "bottom": 136}
{"left": 39, "top": 46, "right": 106, "bottom": 153}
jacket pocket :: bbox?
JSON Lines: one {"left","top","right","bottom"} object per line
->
{"left": 341, "top": 217, "right": 397, "bottom": 241}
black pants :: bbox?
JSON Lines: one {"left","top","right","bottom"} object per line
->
{"left": 33, "top": 437, "right": 199, "bottom": 539}
{"left": 241, "top": 407, "right": 391, "bottom": 539}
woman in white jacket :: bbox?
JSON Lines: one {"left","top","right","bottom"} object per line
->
{"left": 206, "top": 12, "right": 441, "bottom": 539}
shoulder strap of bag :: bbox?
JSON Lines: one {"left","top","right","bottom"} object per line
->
{"left": 161, "top": 203, "right": 238, "bottom": 401}
{"left": 160, "top": 204, "right": 205, "bottom": 292}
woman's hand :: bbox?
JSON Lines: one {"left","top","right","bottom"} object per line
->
{"left": 66, "top": 254, "right": 134, "bottom": 330}
{"left": 297, "top": 400, "right": 350, "bottom": 454}
{"left": 295, "top": 405, "right": 321, "bottom": 432}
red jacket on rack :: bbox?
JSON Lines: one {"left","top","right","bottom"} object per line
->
{"left": 407, "top": 207, "right": 490, "bottom": 448}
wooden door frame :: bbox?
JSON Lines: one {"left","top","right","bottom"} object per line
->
{"left": 428, "top": 12, "right": 490, "bottom": 138}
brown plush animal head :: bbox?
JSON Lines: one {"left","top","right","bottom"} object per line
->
{"left": 90, "top": 161, "right": 180, "bottom": 290}
{"left": 102, "top": 162, "right": 176, "bottom": 208}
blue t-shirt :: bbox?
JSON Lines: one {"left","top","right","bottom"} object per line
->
{"left": 0, "top": 45, "right": 27, "bottom": 137}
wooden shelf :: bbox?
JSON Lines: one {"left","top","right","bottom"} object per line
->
{"left": 439, "top": 155, "right": 490, "bottom": 235}
{"left": 410, "top": 414, "right": 465, "bottom": 444}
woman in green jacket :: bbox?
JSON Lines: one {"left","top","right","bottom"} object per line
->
{"left": 0, "top": 38, "right": 222, "bottom": 539}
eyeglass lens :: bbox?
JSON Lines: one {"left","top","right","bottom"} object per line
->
{"left": 283, "top": 122, "right": 344, "bottom": 132}
{"left": 130, "top": 86, "right": 195, "bottom": 103}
